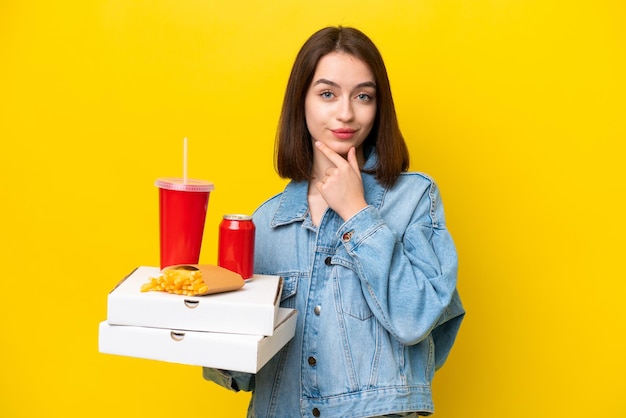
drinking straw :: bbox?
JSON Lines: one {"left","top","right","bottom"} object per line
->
{"left": 183, "top": 137, "right": 188, "bottom": 184}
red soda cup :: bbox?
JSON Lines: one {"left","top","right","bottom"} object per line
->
{"left": 155, "top": 178, "right": 214, "bottom": 269}
{"left": 218, "top": 214, "right": 255, "bottom": 279}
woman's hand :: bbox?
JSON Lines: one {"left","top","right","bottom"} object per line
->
{"left": 314, "top": 141, "right": 368, "bottom": 221}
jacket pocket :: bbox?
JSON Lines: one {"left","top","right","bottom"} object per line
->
{"left": 334, "top": 266, "right": 374, "bottom": 321}
{"left": 279, "top": 275, "right": 298, "bottom": 309}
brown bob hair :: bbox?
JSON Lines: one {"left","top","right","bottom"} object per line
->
{"left": 275, "top": 26, "right": 409, "bottom": 188}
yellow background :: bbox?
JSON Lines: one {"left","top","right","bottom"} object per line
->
{"left": 1, "top": 1, "right": 624, "bottom": 417}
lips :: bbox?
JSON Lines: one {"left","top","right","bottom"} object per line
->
{"left": 331, "top": 128, "right": 357, "bottom": 139}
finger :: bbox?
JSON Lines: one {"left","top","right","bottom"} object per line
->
{"left": 347, "top": 147, "right": 361, "bottom": 177}
{"left": 315, "top": 141, "right": 349, "bottom": 167}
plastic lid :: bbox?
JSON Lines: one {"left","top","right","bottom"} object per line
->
{"left": 155, "top": 177, "right": 215, "bottom": 192}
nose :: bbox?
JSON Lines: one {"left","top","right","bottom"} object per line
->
{"left": 336, "top": 97, "right": 355, "bottom": 122}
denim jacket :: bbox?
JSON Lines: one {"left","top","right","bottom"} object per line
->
{"left": 204, "top": 151, "right": 464, "bottom": 418}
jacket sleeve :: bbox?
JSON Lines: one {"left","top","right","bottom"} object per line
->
{"left": 431, "top": 288, "right": 464, "bottom": 370}
{"left": 202, "top": 368, "right": 255, "bottom": 392}
{"left": 337, "top": 178, "right": 464, "bottom": 349}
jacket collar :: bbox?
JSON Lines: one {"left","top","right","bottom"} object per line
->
{"left": 270, "top": 147, "right": 386, "bottom": 227}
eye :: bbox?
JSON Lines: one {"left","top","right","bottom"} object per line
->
{"left": 356, "top": 93, "right": 373, "bottom": 101}
{"left": 320, "top": 91, "right": 334, "bottom": 99}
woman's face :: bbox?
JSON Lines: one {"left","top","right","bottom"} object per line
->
{"left": 304, "top": 52, "right": 377, "bottom": 158}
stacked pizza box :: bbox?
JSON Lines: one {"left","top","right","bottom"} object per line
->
{"left": 98, "top": 266, "right": 296, "bottom": 373}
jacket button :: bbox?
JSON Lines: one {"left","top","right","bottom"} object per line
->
{"left": 312, "top": 408, "right": 321, "bottom": 417}
{"left": 314, "top": 305, "right": 321, "bottom": 315}
{"left": 308, "top": 356, "right": 317, "bottom": 366}
{"left": 324, "top": 257, "right": 332, "bottom": 266}
{"left": 342, "top": 231, "right": 353, "bottom": 242}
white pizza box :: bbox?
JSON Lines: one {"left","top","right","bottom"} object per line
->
{"left": 107, "top": 266, "right": 283, "bottom": 336}
{"left": 99, "top": 308, "right": 297, "bottom": 374}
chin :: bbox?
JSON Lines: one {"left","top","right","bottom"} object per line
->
{"left": 328, "top": 141, "right": 357, "bottom": 154}
{"left": 331, "top": 147, "right": 351, "bottom": 158}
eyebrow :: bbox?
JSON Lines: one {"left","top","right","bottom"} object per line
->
{"left": 313, "top": 78, "right": 376, "bottom": 90}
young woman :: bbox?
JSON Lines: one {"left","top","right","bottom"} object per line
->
{"left": 204, "top": 26, "right": 465, "bottom": 418}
